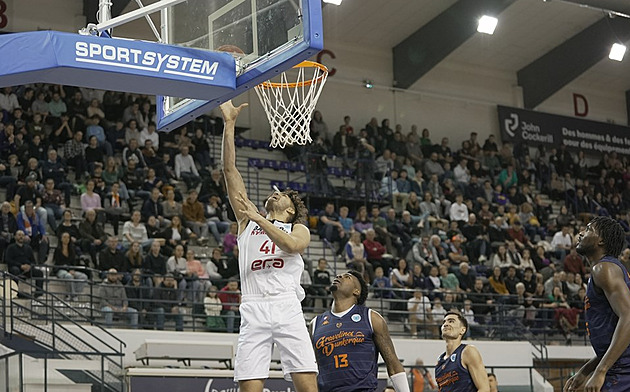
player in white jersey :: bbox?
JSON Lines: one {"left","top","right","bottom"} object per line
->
{"left": 220, "top": 100, "right": 318, "bottom": 392}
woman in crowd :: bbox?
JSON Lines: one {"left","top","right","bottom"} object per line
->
{"left": 159, "top": 215, "right": 192, "bottom": 255}
{"left": 344, "top": 231, "right": 374, "bottom": 283}
{"left": 53, "top": 232, "right": 88, "bottom": 300}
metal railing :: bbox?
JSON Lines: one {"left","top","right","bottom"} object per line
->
{"left": 2, "top": 267, "right": 585, "bottom": 353}
{"left": 0, "top": 272, "right": 126, "bottom": 391}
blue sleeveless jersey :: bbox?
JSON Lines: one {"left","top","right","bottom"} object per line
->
{"left": 435, "top": 344, "right": 475, "bottom": 392}
{"left": 312, "top": 305, "right": 378, "bottom": 392}
{"left": 585, "top": 256, "right": 630, "bottom": 371}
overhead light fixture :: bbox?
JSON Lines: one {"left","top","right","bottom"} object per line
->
{"left": 363, "top": 80, "right": 373, "bottom": 89}
{"left": 477, "top": 15, "right": 498, "bottom": 35}
{"left": 609, "top": 43, "right": 626, "bottom": 61}
{"left": 323, "top": 0, "right": 342, "bottom": 5}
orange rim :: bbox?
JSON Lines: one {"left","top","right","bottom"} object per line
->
{"left": 258, "top": 61, "right": 328, "bottom": 89}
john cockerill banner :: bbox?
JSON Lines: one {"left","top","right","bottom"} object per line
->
{"left": 497, "top": 105, "right": 630, "bottom": 156}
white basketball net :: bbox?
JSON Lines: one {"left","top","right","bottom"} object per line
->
{"left": 254, "top": 61, "right": 328, "bottom": 149}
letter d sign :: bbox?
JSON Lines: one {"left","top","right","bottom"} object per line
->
{"left": 573, "top": 93, "right": 588, "bottom": 117}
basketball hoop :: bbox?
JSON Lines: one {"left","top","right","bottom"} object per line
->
{"left": 254, "top": 61, "right": 328, "bottom": 149}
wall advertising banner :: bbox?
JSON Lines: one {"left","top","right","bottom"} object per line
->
{"left": 130, "top": 376, "right": 387, "bottom": 392}
{"left": 497, "top": 105, "right": 630, "bottom": 156}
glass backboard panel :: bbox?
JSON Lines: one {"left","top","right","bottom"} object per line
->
{"left": 157, "top": 0, "right": 323, "bottom": 132}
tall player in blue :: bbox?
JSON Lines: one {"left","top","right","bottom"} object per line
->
{"left": 564, "top": 217, "right": 630, "bottom": 392}
{"left": 312, "top": 270, "right": 410, "bottom": 392}
{"left": 435, "top": 312, "right": 489, "bottom": 392}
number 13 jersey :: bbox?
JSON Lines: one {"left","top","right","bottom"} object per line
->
{"left": 238, "top": 220, "right": 305, "bottom": 300}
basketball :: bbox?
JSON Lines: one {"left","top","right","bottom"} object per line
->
{"left": 216, "top": 44, "right": 245, "bottom": 56}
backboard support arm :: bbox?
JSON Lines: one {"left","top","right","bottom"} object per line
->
{"left": 80, "top": 0, "right": 186, "bottom": 36}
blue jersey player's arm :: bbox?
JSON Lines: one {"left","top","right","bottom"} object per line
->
{"left": 371, "top": 311, "right": 409, "bottom": 392}
{"left": 584, "top": 262, "right": 630, "bottom": 391}
{"left": 461, "top": 345, "right": 490, "bottom": 392}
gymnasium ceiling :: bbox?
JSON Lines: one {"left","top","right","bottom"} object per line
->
{"left": 97, "top": 0, "right": 630, "bottom": 109}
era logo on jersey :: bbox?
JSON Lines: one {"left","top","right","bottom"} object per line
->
{"left": 251, "top": 257, "right": 285, "bottom": 271}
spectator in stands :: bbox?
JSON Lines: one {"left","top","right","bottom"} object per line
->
{"left": 0, "top": 202, "right": 17, "bottom": 261}
{"left": 42, "top": 149, "right": 73, "bottom": 207}
{"left": 318, "top": 202, "right": 348, "bottom": 253}
{"left": 563, "top": 247, "right": 586, "bottom": 277}
{"left": 17, "top": 174, "right": 47, "bottom": 223}
{"left": 223, "top": 222, "right": 238, "bottom": 255}
{"left": 78, "top": 209, "right": 107, "bottom": 265}
{"left": 456, "top": 262, "right": 476, "bottom": 293}
{"left": 408, "top": 288, "right": 432, "bottom": 338}
{"left": 86, "top": 115, "right": 113, "bottom": 157}
{"left": 506, "top": 221, "right": 533, "bottom": 250}
{"left": 141, "top": 187, "right": 165, "bottom": 226}
{"left": 158, "top": 215, "right": 193, "bottom": 255}
{"left": 551, "top": 225, "right": 573, "bottom": 262}
{"left": 371, "top": 266, "right": 394, "bottom": 300}
{"left": 409, "top": 236, "right": 435, "bottom": 275}
{"left": 17, "top": 200, "right": 49, "bottom": 264}
{"left": 208, "top": 247, "right": 238, "bottom": 283}
{"left": 200, "top": 169, "right": 227, "bottom": 204}
{"left": 203, "top": 285, "right": 226, "bottom": 331}
{"left": 362, "top": 228, "right": 387, "bottom": 270}
{"left": 424, "top": 152, "right": 444, "bottom": 178}
{"left": 64, "top": 131, "right": 87, "bottom": 181}
{"left": 218, "top": 278, "right": 241, "bottom": 333}
{"left": 85, "top": 136, "right": 105, "bottom": 171}
{"left": 491, "top": 245, "right": 511, "bottom": 271}
{"left": 205, "top": 195, "right": 230, "bottom": 244}
{"left": 460, "top": 213, "right": 489, "bottom": 264}
{"left": 42, "top": 178, "right": 64, "bottom": 231}
{"left": 345, "top": 231, "right": 374, "bottom": 283}
{"left": 504, "top": 266, "right": 520, "bottom": 295}
{"left": 125, "top": 241, "right": 144, "bottom": 272}
{"left": 161, "top": 187, "right": 182, "bottom": 221}
{"left": 353, "top": 206, "right": 372, "bottom": 234}
{"left": 391, "top": 258, "right": 413, "bottom": 296}
{"left": 103, "top": 182, "right": 126, "bottom": 236}
{"left": 174, "top": 145, "right": 200, "bottom": 190}
{"left": 122, "top": 137, "right": 146, "bottom": 169}
{"left": 447, "top": 235, "right": 469, "bottom": 267}
{"left": 153, "top": 273, "right": 184, "bottom": 331}
{"left": 488, "top": 266, "right": 509, "bottom": 296}
{"left": 439, "top": 264, "right": 460, "bottom": 295}
{"left": 505, "top": 241, "right": 523, "bottom": 271}
{"left": 125, "top": 268, "right": 152, "bottom": 328}
{"left": 186, "top": 249, "right": 211, "bottom": 295}
{"left": 374, "top": 149, "right": 394, "bottom": 181}
{"left": 356, "top": 136, "right": 376, "bottom": 197}
{"left": 183, "top": 189, "right": 209, "bottom": 244}
{"left": 123, "top": 210, "right": 160, "bottom": 252}
{"left": 53, "top": 232, "right": 88, "bottom": 300}
{"left": 80, "top": 179, "right": 103, "bottom": 216}
{"left": 6, "top": 230, "right": 44, "bottom": 297}
{"left": 429, "top": 235, "right": 450, "bottom": 268}
{"left": 99, "top": 236, "right": 128, "bottom": 279}
{"left": 143, "top": 241, "right": 167, "bottom": 287}
{"left": 100, "top": 268, "right": 138, "bottom": 328}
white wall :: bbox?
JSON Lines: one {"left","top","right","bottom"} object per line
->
{"left": 1, "top": 0, "right": 85, "bottom": 33}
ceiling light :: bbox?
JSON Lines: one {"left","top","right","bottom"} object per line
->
{"left": 609, "top": 43, "right": 626, "bottom": 61}
{"left": 323, "top": 0, "right": 342, "bottom": 5}
{"left": 477, "top": 15, "right": 498, "bottom": 35}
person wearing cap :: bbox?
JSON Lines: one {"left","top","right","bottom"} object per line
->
{"left": 99, "top": 268, "right": 138, "bottom": 328}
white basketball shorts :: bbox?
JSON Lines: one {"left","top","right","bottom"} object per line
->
{"left": 233, "top": 292, "right": 318, "bottom": 381}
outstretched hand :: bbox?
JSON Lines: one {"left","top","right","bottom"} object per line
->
{"left": 236, "top": 191, "right": 261, "bottom": 222}
{"left": 220, "top": 100, "right": 248, "bottom": 123}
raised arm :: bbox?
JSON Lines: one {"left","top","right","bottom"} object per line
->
{"left": 462, "top": 345, "right": 490, "bottom": 392}
{"left": 371, "top": 310, "right": 409, "bottom": 392}
{"left": 220, "top": 101, "right": 250, "bottom": 234}
{"left": 584, "top": 262, "right": 630, "bottom": 391}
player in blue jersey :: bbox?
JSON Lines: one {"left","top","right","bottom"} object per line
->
{"left": 435, "top": 311, "right": 489, "bottom": 392}
{"left": 564, "top": 216, "right": 630, "bottom": 392}
{"left": 311, "top": 270, "right": 410, "bottom": 392}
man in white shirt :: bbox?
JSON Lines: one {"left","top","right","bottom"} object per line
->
{"left": 551, "top": 225, "right": 573, "bottom": 262}
{"left": 175, "top": 146, "right": 200, "bottom": 190}
{"left": 453, "top": 158, "right": 471, "bottom": 189}
{"left": 408, "top": 288, "right": 432, "bottom": 337}
{"left": 139, "top": 122, "right": 160, "bottom": 149}
{"left": 449, "top": 193, "right": 469, "bottom": 225}
{"left": 0, "top": 87, "right": 20, "bottom": 113}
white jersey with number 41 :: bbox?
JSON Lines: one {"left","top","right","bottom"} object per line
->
{"left": 237, "top": 220, "right": 306, "bottom": 300}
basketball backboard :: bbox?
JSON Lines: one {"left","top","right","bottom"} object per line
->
{"left": 157, "top": 0, "right": 323, "bottom": 132}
